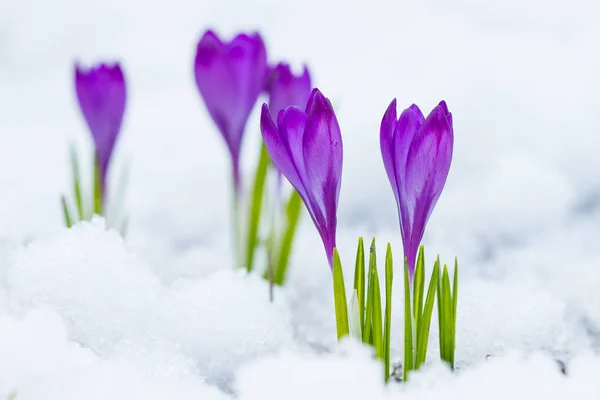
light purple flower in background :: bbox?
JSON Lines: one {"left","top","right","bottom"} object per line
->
{"left": 194, "top": 30, "right": 268, "bottom": 195}
{"left": 260, "top": 88, "right": 343, "bottom": 268}
{"left": 380, "top": 99, "right": 454, "bottom": 279}
{"left": 75, "top": 62, "right": 127, "bottom": 195}
{"left": 266, "top": 63, "right": 312, "bottom": 121}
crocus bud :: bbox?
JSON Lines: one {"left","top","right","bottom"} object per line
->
{"left": 266, "top": 63, "right": 312, "bottom": 122}
{"left": 74, "top": 62, "right": 127, "bottom": 195}
{"left": 380, "top": 99, "right": 453, "bottom": 278}
{"left": 194, "top": 30, "right": 268, "bottom": 195}
{"left": 260, "top": 88, "right": 343, "bottom": 268}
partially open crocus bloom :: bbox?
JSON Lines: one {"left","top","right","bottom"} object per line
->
{"left": 266, "top": 63, "right": 312, "bottom": 121}
{"left": 75, "top": 62, "right": 127, "bottom": 196}
{"left": 194, "top": 30, "right": 268, "bottom": 195}
{"left": 380, "top": 99, "right": 453, "bottom": 278}
{"left": 260, "top": 88, "right": 343, "bottom": 268}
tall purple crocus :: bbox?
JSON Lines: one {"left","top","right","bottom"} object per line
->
{"left": 266, "top": 63, "right": 312, "bottom": 121}
{"left": 74, "top": 62, "right": 127, "bottom": 196}
{"left": 380, "top": 99, "right": 453, "bottom": 279}
{"left": 260, "top": 88, "right": 343, "bottom": 268}
{"left": 194, "top": 30, "right": 268, "bottom": 195}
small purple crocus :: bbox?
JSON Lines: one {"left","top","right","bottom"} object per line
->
{"left": 194, "top": 30, "right": 268, "bottom": 196}
{"left": 380, "top": 99, "right": 453, "bottom": 279}
{"left": 260, "top": 88, "right": 343, "bottom": 268}
{"left": 75, "top": 62, "right": 127, "bottom": 196}
{"left": 266, "top": 63, "right": 312, "bottom": 121}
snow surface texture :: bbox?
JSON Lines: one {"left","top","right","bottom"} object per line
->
{"left": 2, "top": 0, "right": 600, "bottom": 397}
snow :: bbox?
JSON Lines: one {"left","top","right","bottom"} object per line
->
{"left": 237, "top": 340, "right": 600, "bottom": 400}
{"left": 2, "top": 0, "right": 600, "bottom": 397}
{"left": 4, "top": 220, "right": 294, "bottom": 392}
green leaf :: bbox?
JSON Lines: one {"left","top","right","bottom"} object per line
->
{"left": 441, "top": 263, "right": 453, "bottom": 366}
{"left": 273, "top": 189, "right": 302, "bottom": 284}
{"left": 333, "top": 248, "right": 349, "bottom": 340}
{"left": 362, "top": 271, "right": 374, "bottom": 344}
{"left": 92, "top": 152, "right": 103, "bottom": 217}
{"left": 69, "top": 143, "right": 84, "bottom": 220}
{"left": 348, "top": 289, "right": 362, "bottom": 340}
{"left": 61, "top": 195, "right": 75, "bottom": 228}
{"left": 437, "top": 257, "right": 444, "bottom": 362}
{"left": 451, "top": 258, "right": 459, "bottom": 368}
{"left": 245, "top": 142, "right": 270, "bottom": 272}
{"left": 403, "top": 258, "right": 414, "bottom": 382}
{"left": 384, "top": 243, "right": 393, "bottom": 382}
{"left": 362, "top": 238, "right": 377, "bottom": 345}
{"left": 106, "top": 157, "right": 131, "bottom": 233}
{"left": 353, "top": 237, "right": 365, "bottom": 332}
{"left": 370, "top": 263, "right": 384, "bottom": 361}
{"left": 413, "top": 246, "right": 425, "bottom": 344}
{"left": 415, "top": 259, "right": 439, "bottom": 367}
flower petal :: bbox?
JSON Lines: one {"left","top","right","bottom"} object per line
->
{"left": 302, "top": 89, "right": 343, "bottom": 261}
{"left": 194, "top": 30, "right": 267, "bottom": 168}
{"left": 267, "top": 63, "right": 312, "bottom": 121}
{"left": 403, "top": 103, "right": 454, "bottom": 269}
{"left": 260, "top": 104, "right": 309, "bottom": 201}
{"left": 380, "top": 99, "right": 398, "bottom": 203}
{"left": 74, "top": 62, "right": 126, "bottom": 185}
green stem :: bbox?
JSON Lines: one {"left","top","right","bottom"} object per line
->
{"left": 232, "top": 187, "right": 243, "bottom": 269}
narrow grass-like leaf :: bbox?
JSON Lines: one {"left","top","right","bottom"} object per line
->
{"left": 384, "top": 243, "right": 393, "bottom": 382}
{"left": 371, "top": 264, "right": 384, "bottom": 361}
{"left": 61, "top": 195, "right": 75, "bottom": 228}
{"left": 333, "top": 248, "right": 349, "bottom": 340}
{"left": 362, "top": 238, "right": 377, "bottom": 344}
{"left": 363, "top": 268, "right": 374, "bottom": 345}
{"left": 349, "top": 289, "right": 362, "bottom": 340}
{"left": 245, "top": 142, "right": 270, "bottom": 272}
{"left": 106, "top": 157, "right": 131, "bottom": 231}
{"left": 69, "top": 143, "right": 84, "bottom": 220}
{"left": 437, "top": 257, "right": 444, "bottom": 362}
{"left": 413, "top": 246, "right": 425, "bottom": 341}
{"left": 403, "top": 258, "right": 414, "bottom": 382}
{"left": 92, "top": 153, "right": 102, "bottom": 216}
{"left": 451, "top": 258, "right": 459, "bottom": 368}
{"left": 415, "top": 260, "right": 439, "bottom": 367}
{"left": 441, "top": 263, "right": 453, "bottom": 366}
{"left": 273, "top": 189, "right": 302, "bottom": 284}
{"left": 353, "top": 237, "right": 365, "bottom": 332}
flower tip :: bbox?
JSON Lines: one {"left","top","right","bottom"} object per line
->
{"left": 437, "top": 100, "right": 450, "bottom": 116}
{"left": 260, "top": 103, "right": 271, "bottom": 121}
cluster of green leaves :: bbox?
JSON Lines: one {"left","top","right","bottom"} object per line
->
{"left": 403, "top": 246, "right": 439, "bottom": 380}
{"left": 403, "top": 247, "right": 459, "bottom": 380}
{"left": 61, "top": 143, "right": 128, "bottom": 236}
{"left": 244, "top": 141, "right": 303, "bottom": 285}
{"left": 332, "top": 238, "right": 394, "bottom": 382}
{"left": 333, "top": 240, "right": 458, "bottom": 383}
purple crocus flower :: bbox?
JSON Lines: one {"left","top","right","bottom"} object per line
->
{"left": 75, "top": 62, "right": 127, "bottom": 196}
{"left": 260, "top": 88, "right": 343, "bottom": 268}
{"left": 266, "top": 63, "right": 312, "bottom": 121}
{"left": 380, "top": 99, "right": 453, "bottom": 278}
{"left": 194, "top": 30, "right": 268, "bottom": 195}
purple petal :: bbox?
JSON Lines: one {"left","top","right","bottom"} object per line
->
{"left": 302, "top": 88, "right": 343, "bottom": 263}
{"left": 74, "top": 62, "right": 126, "bottom": 190}
{"left": 194, "top": 30, "right": 268, "bottom": 192}
{"left": 403, "top": 103, "right": 454, "bottom": 272}
{"left": 268, "top": 63, "right": 312, "bottom": 122}
{"left": 260, "top": 104, "right": 309, "bottom": 201}
{"left": 380, "top": 99, "right": 398, "bottom": 203}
